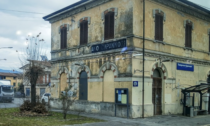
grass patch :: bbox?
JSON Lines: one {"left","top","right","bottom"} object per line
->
{"left": 0, "top": 108, "right": 103, "bottom": 126}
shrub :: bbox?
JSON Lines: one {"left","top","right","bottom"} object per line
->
{"left": 20, "top": 100, "right": 32, "bottom": 112}
{"left": 32, "top": 102, "right": 47, "bottom": 114}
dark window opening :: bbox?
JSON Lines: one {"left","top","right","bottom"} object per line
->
{"left": 13, "top": 83, "right": 16, "bottom": 86}
{"left": 80, "top": 20, "right": 88, "bottom": 45}
{"left": 60, "top": 26, "right": 67, "bottom": 49}
{"left": 155, "top": 14, "right": 164, "bottom": 41}
{"left": 104, "top": 12, "right": 115, "bottom": 40}
{"left": 209, "top": 34, "right": 210, "bottom": 52}
{"left": 185, "top": 23, "right": 192, "bottom": 48}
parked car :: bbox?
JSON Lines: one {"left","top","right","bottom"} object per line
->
{"left": 41, "top": 93, "right": 51, "bottom": 104}
{"left": 14, "top": 92, "right": 25, "bottom": 98}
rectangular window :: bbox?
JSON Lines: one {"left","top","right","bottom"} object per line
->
{"left": 185, "top": 24, "right": 192, "bottom": 48}
{"left": 104, "top": 12, "right": 115, "bottom": 40}
{"left": 13, "top": 83, "right": 16, "bottom": 86}
{"left": 43, "top": 75, "right": 45, "bottom": 84}
{"left": 60, "top": 27, "right": 67, "bottom": 49}
{"left": 80, "top": 20, "right": 88, "bottom": 45}
{"left": 47, "top": 74, "right": 49, "bottom": 83}
{"left": 155, "top": 14, "right": 163, "bottom": 41}
{"left": 13, "top": 77, "right": 16, "bottom": 80}
{"left": 209, "top": 34, "right": 210, "bottom": 52}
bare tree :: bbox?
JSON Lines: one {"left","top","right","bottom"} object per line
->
{"left": 60, "top": 85, "right": 77, "bottom": 120}
{"left": 18, "top": 33, "right": 46, "bottom": 107}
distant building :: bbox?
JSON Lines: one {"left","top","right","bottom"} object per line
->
{"left": 20, "top": 60, "right": 51, "bottom": 97}
{"left": 0, "top": 72, "right": 22, "bottom": 91}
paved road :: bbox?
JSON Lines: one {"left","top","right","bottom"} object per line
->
{"left": 0, "top": 98, "right": 27, "bottom": 108}
{"left": 1, "top": 99, "right": 210, "bottom": 126}
{"left": 51, "top": 109, "right": 210, "bottom": 126}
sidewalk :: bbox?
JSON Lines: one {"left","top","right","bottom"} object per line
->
{"left": 51, "top": 109, "right": 210, "bottom": 126}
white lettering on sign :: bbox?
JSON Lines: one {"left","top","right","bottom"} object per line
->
{"left": 177, "top": 63, "right": 192, "bottom": 68}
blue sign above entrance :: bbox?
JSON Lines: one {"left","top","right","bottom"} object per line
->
{"left": 177, "top": 63, "right": 194, "bottom": 72}
{"left": 91, "top": 39, "right": 126, "bottom": 53}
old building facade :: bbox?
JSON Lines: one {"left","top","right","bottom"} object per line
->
{"left": 44, "top": 0, "right": 210, "bottom": 118}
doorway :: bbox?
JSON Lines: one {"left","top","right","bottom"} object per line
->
{"left": 79, "top": 71, "right": 88, "bottom": 100}
{"left": 208, "top": 89, "right": 210, "bottom": 114}
{"left": 152, "top": 69, "right": 162, "bottom": 115}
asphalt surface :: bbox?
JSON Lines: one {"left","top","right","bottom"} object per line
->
{"left": 1, "top": 99, "right": 210, "bottom": 126}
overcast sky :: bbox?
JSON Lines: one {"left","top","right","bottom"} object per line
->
{"left": 0, "top": 0, "right": 208, "bottom": 71}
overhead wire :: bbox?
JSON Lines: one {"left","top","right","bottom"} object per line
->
{"left": 0, "top": 8, "right": 46, "bottom": 14}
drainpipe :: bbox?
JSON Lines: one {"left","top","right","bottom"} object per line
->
{"left": 142, "top": 0, "right": 145, "bottom": 118}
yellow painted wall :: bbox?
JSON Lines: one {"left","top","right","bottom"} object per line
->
{"left": 133, "top": 0, "right": 210, "bottom": 61}
{"left": 51, "top": 0, "right": 134, "bottom": 51}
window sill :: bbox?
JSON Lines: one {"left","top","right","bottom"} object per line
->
{"left": 184, "top": 47, "right": 193, "bottom": 51}
{"left": 153, "top": 40, "right": 165, "bottom": 45}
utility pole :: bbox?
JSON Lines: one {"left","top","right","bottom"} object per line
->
{"left": 142, "top": 0, "right": 145, "bottom": 118}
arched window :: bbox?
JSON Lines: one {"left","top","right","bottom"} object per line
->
{"left": 79, "top": 71, "right": 88, "bottom": 100}
{"left": 153, "top": 69, "right": 161, "bottom": 78}
{"left": 104, "top": 11, "right": 115, "bottom": 40}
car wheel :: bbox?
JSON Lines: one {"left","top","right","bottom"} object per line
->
{"left": 42, "top": 99, "right": 45, "bottom": 105}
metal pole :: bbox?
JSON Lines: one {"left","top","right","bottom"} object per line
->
{"left": 142, "top": 0, "right": 145, "bottom": 118}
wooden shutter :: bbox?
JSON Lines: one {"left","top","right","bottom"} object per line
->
{"left": 155, "top": 14, "right": 163, "bottom": 41}
{"left": 185, "top": 24, "right": 192, "bottom": 48}
{"left": 104, "top": 12, "right": 114, "bottom": 40}
{"left": 80, "top": 21, "right": 88, "bottom": 45}
{"left": 209, "top": 34, "right": 210, "bottom": 52}
{"left": 110, "top": 12, "right": 115, "bottom": 39}
{"left": 64, "top": 27, "right": 67, "bottom": 48}
{"left": 60, "top": 27, "right": 67, "bottom": 49}
{"left": 159, "top": 16, "right": 163, "bottom": 41}
{"left": 105, "top": 13, "right": 109, "bottom": 40}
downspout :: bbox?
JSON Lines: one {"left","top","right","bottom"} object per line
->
{"left": 142, "top": 0, "right": 145, "bottom": 118}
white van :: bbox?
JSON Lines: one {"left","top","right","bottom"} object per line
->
{"left": 0, "top": 80, "right": 14, "bottom": 102}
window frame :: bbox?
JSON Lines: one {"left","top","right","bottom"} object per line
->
{"left": 60, "top": 26, "right": 67, "bottom": 49}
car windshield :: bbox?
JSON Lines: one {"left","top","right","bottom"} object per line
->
{"left": 2, "top": 86, "right": 14, "bottom": 93}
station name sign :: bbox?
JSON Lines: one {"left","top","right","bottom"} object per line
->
{"left": 177, "top": 63, "right": 194, "bottom": 72}
{"left": 91, "top": 39, "right": 126, "bottom": 53}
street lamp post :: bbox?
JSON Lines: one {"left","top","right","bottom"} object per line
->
{"left": 142, "top": 0, "right": 145, "bottom": 118}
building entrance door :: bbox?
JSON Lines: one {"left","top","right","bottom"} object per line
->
{"left": 79, "top": 71, "right": 88, "bottom": 100}
{"left": 152, "top": 78, "right": 162, "bottom": 115}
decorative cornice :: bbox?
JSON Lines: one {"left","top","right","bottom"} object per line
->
{"left": 152, "top": 0, "right": 210, "bottom": 22}
{"left": 48, "top": 0, "right": 111, "bottom": 23}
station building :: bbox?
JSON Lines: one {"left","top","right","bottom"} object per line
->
{"left": 43, "top": 0, "right": 210, "bottom": 118}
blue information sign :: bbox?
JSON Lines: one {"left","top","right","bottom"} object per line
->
{"left": 133, "top": 81, "right": 138, "bottom": 87}
{"left": 177, "top": 63, "right": 194, "bottom": 72}
{"left": 91, "top": 39, "right": 126, "bottom": 53}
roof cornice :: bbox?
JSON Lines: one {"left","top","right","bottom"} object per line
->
{"left": 44, "top": 0, "right": 111, "bottom": 23}
{"left": 152, "top": 0, "right": 210, "bottom": 22}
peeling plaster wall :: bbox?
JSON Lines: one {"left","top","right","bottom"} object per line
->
{"left": 51, "top": 0, "right": 133, "bottom": 51}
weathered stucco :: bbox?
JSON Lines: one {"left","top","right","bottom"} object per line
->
{"left": 47, "top": 0, "right": 210, "bottom": 118}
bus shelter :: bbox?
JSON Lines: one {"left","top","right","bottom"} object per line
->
{"left": 182, "top": 83, "right": 210, "bottom": 116}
